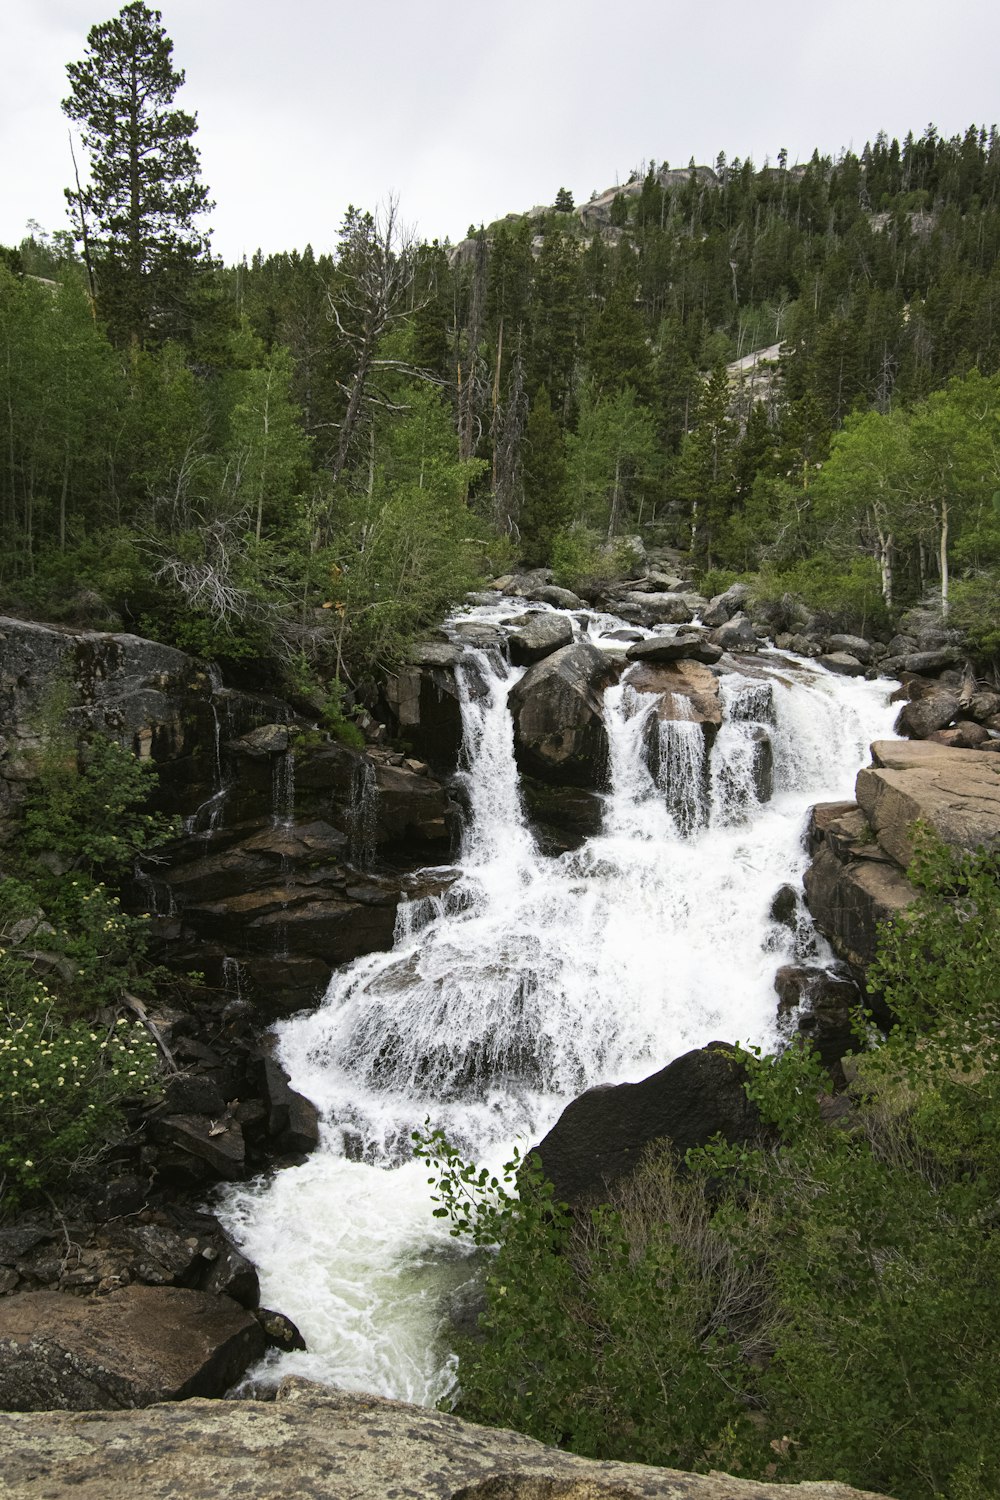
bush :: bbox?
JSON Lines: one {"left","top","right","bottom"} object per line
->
{"left": 550, "top": 523, "right": 639, "bottom": 592}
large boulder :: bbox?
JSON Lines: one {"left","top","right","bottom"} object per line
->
{"left": 0, "top": 1286, "right": 265, "bottom": 1411}
{"left": 532, "top": 1043, "right": 764, "bottom": 1208}
{"left": 709, "top": 612, "right": 760, "bottom": 653}
{"left": 701, "top": 582, "right": 752, "bottom": 628}
{"left": 802, "top": 802, "right": 919, "bottom": 974}
{"left": 894, "top": 688, "right": 961, "bottom": 739}
{"left": 625, "top": 632, "right": 723, "bottom": 666}
{"left": 775, "top": 964, "right": 864, "bottom": 1073}
{"left": 614, "top": 592, "right": 694, "bottom": 627}
{"left": 856, "top": 739, "right": 1000, "bottom": 868}
{"left": 504, "top": 611, "right": 574, "bottom": 665}
{"left": 508, "top": 642, "right": 617, "bottom": 788}
{"left": 0, "top": 1379, "right": 894, "bottom": 1499}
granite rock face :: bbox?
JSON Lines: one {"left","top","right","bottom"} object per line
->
{"left": 0, "top": 1379, "right": 894, "bottom": 1499}
{"left": 508, "top": 642, "right": 618, "bottom": 788}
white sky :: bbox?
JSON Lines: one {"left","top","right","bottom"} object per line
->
{"left": 2, "top": 0, "right": 999, "bottom": 264}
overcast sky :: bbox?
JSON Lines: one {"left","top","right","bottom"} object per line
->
{"left": 3, "top": 0, "right": 999, "bottom": 264}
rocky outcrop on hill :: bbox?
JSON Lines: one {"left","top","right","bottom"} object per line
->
{"left": 804, "top": 739, "right": 1000, "bottom": 979}
{"left": 0, "top": 1378, "right": 893, "bottom": 1499}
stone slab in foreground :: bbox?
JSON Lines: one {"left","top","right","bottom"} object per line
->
{"left": 0, "top": 1379, "right": 893, "bottom": 1500}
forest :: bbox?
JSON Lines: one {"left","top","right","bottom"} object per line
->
{"left": 2, "top": 2, "right": 1000, "bottom": 697}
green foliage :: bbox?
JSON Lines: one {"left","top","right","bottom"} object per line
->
{"left": 0, "top": 975, "right": 159, "bottom": 1207}
{"left": 550, "top": 523, "right": 639, "bottom": 591}
{"left": 756, "top": 556, "right": 891, "bottom": 635}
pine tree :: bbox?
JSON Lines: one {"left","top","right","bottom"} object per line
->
{"left": 62, "top": 1, "right": 213, "bottom": 345}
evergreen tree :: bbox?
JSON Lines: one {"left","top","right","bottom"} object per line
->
{"left": 62, "top": 1, "right": 213, "bottom": 345}
{"left": 520, "top": 385, "right": 570, "bottom": 563}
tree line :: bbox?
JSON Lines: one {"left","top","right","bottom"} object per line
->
{"left": 2, "top": 1, "right": 999, "bottom": 695}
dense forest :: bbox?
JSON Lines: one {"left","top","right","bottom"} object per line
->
{"left": 2, "top": 2, "right": 1000, "bottom": 696}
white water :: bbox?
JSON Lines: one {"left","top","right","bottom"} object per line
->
{"left": 219, "top": 606, "right": 899, "bottom": 1403}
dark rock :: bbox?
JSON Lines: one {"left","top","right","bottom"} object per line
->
{"left": 148, "top": 1115, "right": 246, "bottom": 1181}
{"left": 227, "top": 724, "right": 289, "bottom": 758}
{"left": 531, "top": 1043, "right": 764, "bottom": 1208}
{"left": 775, "top": 965, "right": 863, "bottom": 1072}
{"left": 160, "top": 1074, "right": 227, "bottom": 1119}
{"left": 201, "top": 1248, "right": 259, "bottom": 1309}
{"left": 0, "top": 1286, "right": 265, "bottom": 1410}
{"left": 803, "top": 841, "right": 917, "bottom": 972}
{"left": 117, "top": 1225, "right": 202, "bottom": 1287}
{"left": 520, "top": 777, "right": 605, "bottom": 853}
{"left": 889, "top": 648, "right": 964, "bottom": 677}
{"left": 894, "top": 689, "right": 960, "bottom": 739}
{"left": 508, "top": 642, "right": 617, "bottom": 788}
{"left": 701, "top": 582, "right": 751, "bottom": 628}
{"left": 505, "top": 611, "right": 574, "bottom": 665}
{"left": 625, "top": 633, "right": 723, "bottom": 666}
{"left": 383, "top": 661, "right": 469, "bottom": 770}
{"left": 255, "top": 1307, "right": 306, "bottom": 1351}
{"left": 261, "top": 1057, "right": 321, "bottom": 1155}
{"left": 769, "top": 884, "right": 799, "bottom": 928}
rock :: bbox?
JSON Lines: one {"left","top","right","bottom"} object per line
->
{"left": 384, "top": 661, "right": 469, "bottom": 769}
{"left": 405, "top": 639, "right": 465, "bottom": 669}
{"left": 520, "top": 777, "right": 605, "bottom": 853}
{"left": 530, "top": 584, "right": 585, "bottom": 609}
{"left": 148, "top": 1114, "right": 246, "bottom": 1181}
{"left": 967, "top": 689, "right": 1000, "bottom": 723}
{"left": 709, "top": 612, "right": 759, "bottom": 652}
{"left": 508, "top": 642, "right": 617, "bottom": 788}
{"left": 625, "top": 633, "right": 723, "bottom": 666}
{"left": 885, "top": 648, "right": 964, "bottom": 677}
{"left": 371, "top": 760, "right": 454, "bottom": 849}
{"left": 254, "top": 1308, "right": 306, "bottom": 1352}
{"left": 894, "top": 689, "right": 960, "bottom": 739}
{"left": 227, "top": 724, "right": 289, "bottom": 758}
{"left": 615, "top": 592, "right": 694, "bottom": 627}
{"left": 775, "top": 964, "right": 863, "bottom": 1072}
{"left": 856, "top": 739, "right": 1000, "bottom": 868}
{"left": 626, "top": 659, "right": 723, "bottom": 731}
{"left": 504, "top": 611, "right": 574, "bottom": 665}
{"left": 0, "top": 1380, "right": 894, "bottom": 1498}
{"left": 803, "top": 840, "right": 918, "bottom": 972}
{"left": 701, "top": 582, "right": 752, "bottom": 628}
{"left": 261, "top": 1057, "right": 321, "bottom": 1154}
{"left": 928, "top": 720, "right": 991, "bottom": 749}
{"left": 0, "top": 1286, "right": 265, "bottom": 1410}
{"left": 826, "top": 634, "right": 875, "bottom": 665}
{"left": 201, "top": 1247, "right": 260, "bottom": 1309}
{"left": 447, "top": 621, "right": 505, "bottom": 651}
{"left": 817, "top": 652, "right": 866, "bottom": 677}
{"left": 532, "top": 1043, "right": 765, "bottom": 1208}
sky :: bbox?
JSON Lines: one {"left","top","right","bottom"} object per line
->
{"left": 3, "top": 0, "right": 1000, "bottom": 265}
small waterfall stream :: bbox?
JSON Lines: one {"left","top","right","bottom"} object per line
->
{"left": 219, "top": 603, "right": 899, "bottom": 1404}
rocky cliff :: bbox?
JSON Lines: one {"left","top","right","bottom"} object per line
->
{"left": 0, "top": 1379, "right": 893, "bottom": 1500}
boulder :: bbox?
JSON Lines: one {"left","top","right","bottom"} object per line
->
{"left": 226, "top": 724, "right": 289, "bottom": 758}
{"left": 709, "top": 612, "right": 759, "bottom": 653}
{"left": 0, "top": 1379, "right": 895, "bottom": 1498}
{"left": 701, "top": 582, "right": 752, "bottom": 628}
{"left": 147, "top": 1114, "right": 246, "bottom": 1182}
{"left": 0, "top": 1286, "right": 265, "bottom": 1410}
{"left": 894, "top": 689, "right": 960, "bottom": 739}
{"left": 625, "top": 632, "right": 723, "bottom": 666}
{"left": 532, "top": 1043, "right": 765, "bottom": 1208}
{"left": 884, "top": 648, "right": 963, "bottom": 677}
{"left": 383, "top": 656, "right": 478, "bottom": 770}
{"left": 520, "top": 777, "right": 605, "bottom": 853}
{"left": 261, "top": 1056, "right": 321, "bottom": 1155}
{"left": 504, "top": 611, "right": 574, "bottom": 665}
{"left": 530, "top": 584, "right": 585, "bottom": 609}
{"left": 817, "top": 652, "right": 866, "bottom": 678}
{"left": 856, "top": 739, "right": 1000, "bottom": 868}
{"left": 371, "top": 760, "right": 454, "bottom": 849}
{"left": 928, "top": 720, "right": 991, "bottom": 750}
{"left": 614, "top": 592, "right": 694, "bottom": 627}
{"left": 826, "top": 634, "right": 876, "bottom": 665}
{"left": 508, "top": 642, "right": 617, "bottom": 788}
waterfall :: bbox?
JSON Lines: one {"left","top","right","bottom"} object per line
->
{"left": 218, "top": 612, "right": 899, "bottom": 1405}
{"left": 271, "top": 747, "right": 295, "bottom": 828}
{"left": 348, "top": 757, "right": 379, "bottom": 871}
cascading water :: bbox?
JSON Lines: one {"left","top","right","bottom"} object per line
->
{"left": 219, "top": 605, "right": 899, "bottom": 1405}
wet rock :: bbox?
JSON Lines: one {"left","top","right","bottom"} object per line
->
{"left": 508, "top": 642, "right": 617, "bottom": 789}
{"left": 383, "top": 662, "right": 468, "bottom": 770}
{"left": 520, "top": 777, "right": 605, "bottom": 853}
{"left": 528, "top": 584, "right": 585, "bottom": 609}
{"left": 928, "top": 720, "right": 991, "bottom": 749}
{"left": 625, "top": 659, "right": 723, "bottom": 731}
{"left": 227, "top": 724, "right": 289, "bottom": 758}
{"left": 625, "top": 632, "right": 723, "bottom": 666}
{"left": 201, "top": 1247, "right": 260, "bottom": 1309}
{"left": 261, "top": 1057, "right": 321, "bottom": 1155}
{"left": 532, "top": 1043, "right": 765, "bottom": 1208}
{"left": 255, "top": 1308, "right": 306, "bottom": 1352}
{"left": 769, "top": 883, "right": 799, "bottom": 929}
{"left": 775, "top": 964, "right": 863, "bottom": 1073}
{"left": 504, "top": 611, "right": 574, "bottom": 665}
